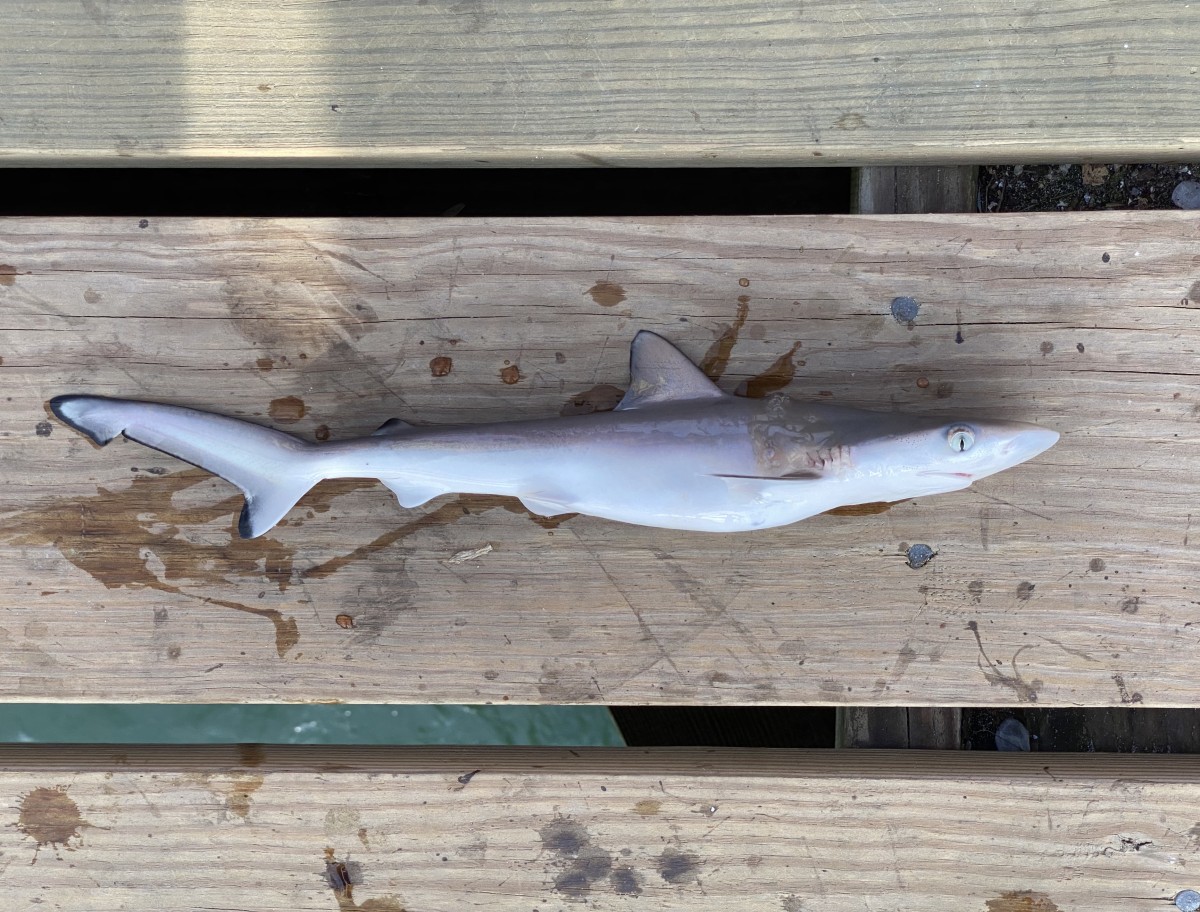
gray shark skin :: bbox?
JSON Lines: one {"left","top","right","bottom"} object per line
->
{"left": 50, "top": 331, "right": 1058, "bottom": 538}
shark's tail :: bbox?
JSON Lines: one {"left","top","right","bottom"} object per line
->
{"left": 50, "top": 395, "right": 324, "bottom": 539}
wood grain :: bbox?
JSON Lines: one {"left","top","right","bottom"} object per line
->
{"left": 4, "top": 1, "right": 1200, "bottom": 166}
{"left": 0, "top": 745, "right": 1194, "bottom": 910}
{"left": 2, "top": 214, "right": 1199, "bottom": 707}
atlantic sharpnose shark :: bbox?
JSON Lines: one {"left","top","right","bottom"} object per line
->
{"left": 50, "top": 331, "right": 1058, "bottom": 538}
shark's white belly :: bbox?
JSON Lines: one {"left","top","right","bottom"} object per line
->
{"left": 334, "top": 410, "right": 851, "bottom": 532}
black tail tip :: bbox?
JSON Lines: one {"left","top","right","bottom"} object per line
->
{"left": 238, "top": 504, "right": 256, "bottom": 539}
{"left": 48, "top": 395, "right": 74, "bottom": 421}
{"left": 47, "top": 394, "right": 117, "bottom": 446}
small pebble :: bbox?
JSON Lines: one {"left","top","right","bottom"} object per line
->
{"left": 890, "top": 296, "right": 920, "bottom": 324}
{"left": 1172, "top": 180, "right": 1200, "bottom": 210}
{"left": 905, "top": 543, "right": 935, "bottom": 569}
{"left": 995, "top": 717, "right": 1031, "bottom": 752}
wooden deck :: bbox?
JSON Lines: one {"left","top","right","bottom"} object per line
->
{"left": 4, "top": 213, "right": 1198, "bottom": 707}
{"left": 0, "top": 745, "right": 1193, "bottom": 910}
{"left": 5, "top": 1, "right": 1199, "bottom": 166}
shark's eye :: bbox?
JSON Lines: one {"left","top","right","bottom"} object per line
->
{"left": 948, "top": 427, "right": 975, "bottom": 452}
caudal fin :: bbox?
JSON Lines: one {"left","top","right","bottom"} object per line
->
{"left": 50, "top": 395, "right": 323, "bottom": 538}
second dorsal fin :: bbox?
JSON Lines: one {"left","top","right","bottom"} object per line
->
{"left": 372, "top": 418, "right": 417, "bottom": 436}
{"left": 615, "top": 331, "right": 727, "bottom": 411}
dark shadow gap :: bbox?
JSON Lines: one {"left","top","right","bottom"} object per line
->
{"left": 0, "top": 168, "right": 851, "bottom": 217}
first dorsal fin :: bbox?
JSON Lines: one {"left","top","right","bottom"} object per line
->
{"left": 615, "top": 331, "right": 727, "bottom": 411}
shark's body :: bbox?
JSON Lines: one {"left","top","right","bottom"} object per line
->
{"left": 51, "top": 332, "right": 1058, "bottom": 538}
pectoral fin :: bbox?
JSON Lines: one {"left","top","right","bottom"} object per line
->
{"left": 712, "top": 471, "right": 826, "bottom": 505}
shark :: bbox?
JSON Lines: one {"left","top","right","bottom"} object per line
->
{"left": 50, "top": 331, "right": 1058, "bottom": 538}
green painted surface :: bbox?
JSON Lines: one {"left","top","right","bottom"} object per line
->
{"left": 0, "top": 705, "right": 624, "bottom": 746}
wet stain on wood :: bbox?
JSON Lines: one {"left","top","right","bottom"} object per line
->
{"left": 967, "top": 620, "right": 1041, "bottom": 703}
{"left": 237, "top": 744, "right": 266, "bottom": 767}
{"left": 500, "top": 364, "right": 521, "bottom": 385}
{"left": 825, "top": 501, "right": 898, "bottom": 516}
{"left": 656, "top": 848, "right": 701, "bottom": 884}
{"left": 539, "top": 817, "right": 613, "bottom": 900}
{"left": 336, "top": 614, "right": 355, "bottom": 629}
{"left": 222, "top": 240, "right": 380, "bottom": 360}
{"left": 323, "top": 848, "right": 405, "bottom": 911}
{"left": 268, "top": 396, "right": 306, "bottom": 422}
{"left": 303, "top": 493, "right": 575, "bottom": 582}
{"left": 0, "top": 264, "right": 19, "bottom": 286}
{"left": 587, "top": 281, "right": 626, "bottom": 307}
{"left": 537, "top": 660, "right": 602, "bottom": 702}
{"left": 985, "top": 891, "right": 1061, "bottom": 912}
{"left": 1017, "top": 581, "right": 1035, "bottom": 601}
{"left": 225, "top": 774, "right": 264, "bottom": 818}
{"left": 633, "top": 799, "right": 661, "bottom": 816}
{"left": 256, "top": 357, "right": 275, "bottom": 371}
{"left": 611, "top": 865, "right": 642, "bottom": 896}
{"left": 735, "top": 342, "right": 803, "bottom": 398}
{"left": 701, "top": 297, "right": 750, "bottom": 381}
{"left": 835, "top": 111, "right": 866, "bottom": 130}
{"left": 0, "top": 469, "right": 341, "bottom": 656}
{"left": 429, "top": 356, "right": 453, "bottom": 377}
{"left": 315, "top": 424, "right": 331, "bottom": 441}
{"left": 561, "top": 384, "right": 624, "bottom": 416}
{"left": 18, "top": 786, "right": 88, "bottom": 861}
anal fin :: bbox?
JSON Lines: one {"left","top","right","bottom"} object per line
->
{"left": 519, "top": 494, "right": 575, "bottom": 517}
{"left": 381, "top": 479, "right": 445, "bottom": 508}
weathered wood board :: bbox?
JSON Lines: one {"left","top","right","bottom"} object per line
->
{"left": 0, "top": 746, "right": 1196, "bottom": 910}
{"left": 2, "top": 214, "right": 1199, "bottom": 706}
{"left": 840, "top": 164, "right": 977, "bottom": 746}
{"left": 5, "top": 1, "right": 1200, "bottom": 166}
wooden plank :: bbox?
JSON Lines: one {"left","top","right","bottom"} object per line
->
{"left": 840, "top": 165, "right": 977, "bottom": 747}
{"left": 855, "top": 166, "right": 979, "bottom": 215}
{"left": 4, "top": 1, "right": 1200, "bottom": 166}
{"left": 0, "top": 745, "right": 1196, "bottom": 910}
{"left": 3, "top": 213, "right": 1200, "bottom": 707}
{"left": 837, "top": 703, "right": 961, "bottom": 748}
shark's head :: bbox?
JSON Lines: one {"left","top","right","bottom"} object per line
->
{"left": 853, "top": 417, "right": 1059, "bottom": 501}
